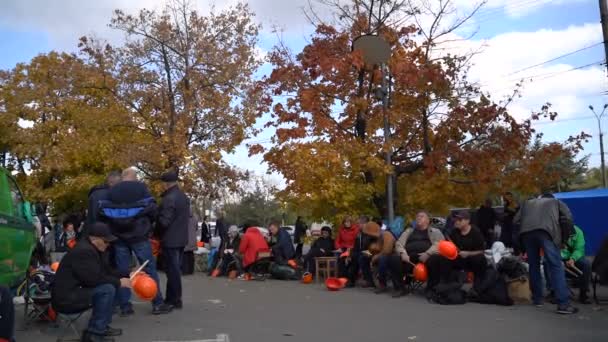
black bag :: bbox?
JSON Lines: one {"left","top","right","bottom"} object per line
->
{"left": 429, "top": 282, "right": 467, "bottom": 305}
{"left": 472, "top": 268, "right": 513, "bottom": 306}
{"left": 497, "top": 257, "right": 527, "bottom": 279}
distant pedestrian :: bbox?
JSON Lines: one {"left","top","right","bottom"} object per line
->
{"left": 514, "top": 193, "right": 578, "bottom": 314}
{"left": 156, "top": 169, "right": 191, "bottom": 310}
{"left": 294, "top": 216, "right": 307, "bottom": 259}
{"left": 215, "top": 214, "right": 227, "bottom": 243}
{"left": 500, "top": 192, "right": 518, "bottom": 248}
{"left": 100, "top": 167, "right": 170, "bottom": 316}
{"left": 200, "top": 215, "right": 211, "bottom": 244}
{"left": 476, "top": 199, "right": 496, "bottom": 248}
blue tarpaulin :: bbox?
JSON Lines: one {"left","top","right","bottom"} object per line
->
{"left": 555, "top": 188, "right": 608, "bottom": 255}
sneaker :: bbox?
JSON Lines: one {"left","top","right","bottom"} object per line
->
{"left": 119, "top": 307, "right": 134, "bottom": 317}
{"left": 557, "top": 305, "right": 579, "bottom": 315}
{"left": 81, "top": 331, "right": 115, "bottom": 342}
{"left": 104, "top": 326, "right": 122, "bottom": 337}
{"left": 171, "top": 300, "right": 183, "bottom": 309}
{"left": 534, "top": 302, "right": 544, "bottom": 308}
{"left": 152, "top": 303, "right": 173, "bottom": 315}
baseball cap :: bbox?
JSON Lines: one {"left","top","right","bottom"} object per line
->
{"left": 89, "top": 222, "right": 117, "bottom": 242}
{"left": 453, "top": 210, "right": 470, "bottom": 220}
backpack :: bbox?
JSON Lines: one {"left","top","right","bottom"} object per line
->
{"left": 428, "top": 281, "right": 467, "bottom": 305}
{"left": 497, "top": 257, "right": 527, "bottom": 279}
{"left": 471, "top": 268, "right": 513, "bottom": 306}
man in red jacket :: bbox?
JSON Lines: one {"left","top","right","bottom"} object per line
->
{"left": 335, "top": 216, "right": 360, "bottom": 278}
{"left": 239, "top": 227, "right": 270, "bottom": 270}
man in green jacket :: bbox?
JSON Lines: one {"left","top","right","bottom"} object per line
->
{"left": 546, "top": 225, "right": 591, "bottom": 304}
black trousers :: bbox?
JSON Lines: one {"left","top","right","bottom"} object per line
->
{"left": 437, "top": 254, "right": 487, "bottom": 286}
{"left": 162, "top": 247, "right": 184, "bottom": 305}
{"left": 295, "top": 243, "right": 304, "bottom": 259}
{"left": 0, "top": 286, "right": 14, "bottom": 340}
{"left": 387, "top": 254, "right": 442, "bottom": 291}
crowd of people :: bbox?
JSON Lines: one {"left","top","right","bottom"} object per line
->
{"left": 4, "top": 170, "right": 608, "bottom": 342}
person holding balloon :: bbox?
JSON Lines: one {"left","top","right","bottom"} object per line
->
{"left": 52, "top": 222, "right": 132, "bottom": 342}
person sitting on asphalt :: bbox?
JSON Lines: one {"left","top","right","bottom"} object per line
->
{"left": 335, "top": 216, "right": 360, "bottom": 278}
{"left": 348, "top": 221, "right": 381, "bottom": 288}
{"left": 302, "top": 226, "right": 334, "bottom": 276}
{"left": 545, "top": 225, "right": 592, "bottom": 304}
{"left": 269, "top": 222, "right": 295, "bottom": 265}
{"left": 388, "top": 211, "right": 445, "bottom": 298}
{"left": 51, "top": 222, "right": 131, "bottom": 342}
{"left": 239, "top": 226, "right": 270, "bottom": 271}
{"left": 218, "top": 225, "right": 243, "bottom": 276}
{"left": 435, "top": 211, "right": 487, "bottom": 290}
{"left": 100, "top": 167, "right": 170, "bottom": 316}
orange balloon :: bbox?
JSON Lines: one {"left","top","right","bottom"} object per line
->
{"left": 67, "top": 239, "right": 76, "bottom": 249}
{"left": 132, "top": 274, "right": 158, "bottom": 301}
{"left": 51, "top": 262, "right": 60, "bottom": 272}
{"left": 302, "top": 272, "right": 313, "bottom": 284}
{"left": 438, "top": 240, "right": 458, "bottom": 260}
{"left": 413, "top": 263, "right": 428, "bottom": 282}
{"left": 287, "top": 259, "right": 298, "bottom": 269}
{"left": 197, "top": 241, "right": 204, "bottom": 248}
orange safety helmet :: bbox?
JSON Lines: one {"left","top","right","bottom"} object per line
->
{"left": 438, "top": 240, "right": 458, "bottom": 260}
{"left": 337, "top": 277, "right": 349, "bottom": 287}
{"left": 325, "top": 277, "right": 343, "bottom": 291}
{"left": 132, "top": 274, "right": 158, "bottom": 301}
{"left": 302, "top": 272, "right": 313, "bottom": 284}
{"left": 67, "top": 239, "right": 76, "bottom": 249}
{"left": 50, "top": 262, "right": 60, "bottom": 272}
{"left": 413, "top": 263, "right": 428, "bottom": 282}
{"left": 228, "top": 270, "right": 238, "bottom": 279}
{"left": 197, "top": 241, "right": 205, "bottom": 248}
{"left": 287, "top": 259, "right": 298, "bottom": 269}
{"left": 150, "top": 238, "right": 161, "bottom": 257}
{"left": 211, "top": 269, "right": 221, "bottom": 277}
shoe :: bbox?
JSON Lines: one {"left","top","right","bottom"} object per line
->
{"left": 152, "top": 303, "right": 173, "bottom": 315}
{"left": 104, "top": 327, "right": 122, "bottom": 337}
{"left": 81, "top": 330, "right": 115, "bottom": 342}
{"left": 533, "top": 302, "right": 544, "bottom": 308}
{"left": 557, "top": 305, "right": 579, "bottom": 315}
{"left": 545, "top": 292, "right": 557, "bottom": 305}
{"left": 119, "top": 307, "right": 134, "bottom": 317}
{"left": 578, "top": 296, "right": 591, "bottom": 305}
{"left": 392, "top": 289, "right": 409, "bottom": 298}
{"left": 374, "top": 287, "right": 388, "bottom": 294}
{"left": 167, "top": 300, "right": 183, "bottom": 309}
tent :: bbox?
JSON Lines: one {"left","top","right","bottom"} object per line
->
{"left": 555, "top": 188, "right": 608, "bottom": 256}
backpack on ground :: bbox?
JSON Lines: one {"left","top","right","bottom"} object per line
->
{"left": 471, "top": 268, "right": 513, "bottom": 306}
{"left": 428, "top": 281, "right": 467, "bottom": 305}
{"left": 269, "top": 263, "right": 299, "bottom": 280}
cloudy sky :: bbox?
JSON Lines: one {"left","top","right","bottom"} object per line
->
{"left": 0, "top": 0, "right": 605, "bottom": 181}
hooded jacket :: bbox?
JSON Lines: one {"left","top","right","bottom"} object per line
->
{"left": 239, "top": 228, "right": 270, "bottom": 267}
{"left": 335, "top": 225, "right": 360, "bottom": 250}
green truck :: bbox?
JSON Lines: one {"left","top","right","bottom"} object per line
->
{"left": 0, "top": 167, "right": 36, "bottom": 288}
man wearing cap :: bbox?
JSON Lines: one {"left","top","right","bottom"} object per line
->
{"left": 437, "top": 211, "right": 487, "bottom": 286}
{"left": 52, "top": 223, "right": 131, "bottom": 342}
{"left": 155, "top": 169, "right": 190, "bottom": 310}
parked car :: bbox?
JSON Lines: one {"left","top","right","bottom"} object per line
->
{"left": 0, "top": 167, "right": 36, "bottom": 288}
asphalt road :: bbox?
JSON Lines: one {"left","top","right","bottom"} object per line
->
{"left": 16, "top": 273, "right": 608, "bottom": 342}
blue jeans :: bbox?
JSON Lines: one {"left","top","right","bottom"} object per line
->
{"left": 88, "top": 284, "right": 115, "bottom": 335}
{"left": 523, "top": 230, "right": 569, "bottom": 306}
{"left": 162, "top": 247, "right": 183, "bottom": 305}
{"left": 545, "top": 257, "right": 592, "bottom": 297}
{"left": 114, "top": 240, "right": 163, "bottom": 308}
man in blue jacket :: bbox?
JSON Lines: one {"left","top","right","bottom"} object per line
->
{"left": 269, "top": 222, "right": 295, "bottom": 265}
{"left": 99, "top": 168, "right": 171, "bottom": 316}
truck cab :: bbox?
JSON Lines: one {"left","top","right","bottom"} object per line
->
{"left": 0, "top": 167, "right": 36, "bottom": 288}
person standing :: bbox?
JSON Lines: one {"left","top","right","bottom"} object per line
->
{"left": 294, "top": 216, "right": 307, "bottom": 259}
{"left": 476, "top": 199, "right": 496, "bottom": 248}
{"left": 500, "top": 192, "right": 518, "bottom": 248}
{"left": 215, "top": 214, "right": 227, "bottom": 244}
{"left": 156, "top": 170, "right": 190, "bottom": 310}
{"left": 200, "top": 215, "right": 211, "bottom": 244}
{"left": 99, "top": 168, "right": 170, "bottom": 316}
{"left": 514, "top": 194, "right": 578, "bottom": 314}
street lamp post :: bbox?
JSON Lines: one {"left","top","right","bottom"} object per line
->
{"left": 352, "top": 34, "right": 394, "bottom": 225}
{"left": 589, "top": 104, "right": 608, "bottom": 188}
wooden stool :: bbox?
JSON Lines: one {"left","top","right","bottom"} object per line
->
{"left": 315, "top": 257, "right": 338, "bottom": 282}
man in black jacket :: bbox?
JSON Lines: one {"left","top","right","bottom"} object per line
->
{"left": 51, "top": 223, "right": 131, "bottom": 342}
{"left": 99, "top": 168, "right": 170, "bottom": 316}
{"left": 156, "top": 170, "right": 190, "bottom": 310}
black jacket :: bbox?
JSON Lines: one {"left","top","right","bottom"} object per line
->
{"left": 87, "top": 184, "right": 110, "bottom": 228}
{"left": 310, "top": 237, "right": 334, "bottom": 257}
{"left": 271, "top": 228, "right": 295, "bottom": 263}
{"left": 156, "top": 185, "right": 190, "bottom": 248}
{"left": 294, "top": 219, "right": 307, "bottom": 244}
{"left": 51, "top": 239, "right": 120, "bottom": 314}
{"left": 200, "top": 222, "right": 211, "bottom": 243}
{"left": 215, "top": 218, "right": 227, "bottom": 239}
{"left": 99, "top": 181, "right": 157, "bottom": 243}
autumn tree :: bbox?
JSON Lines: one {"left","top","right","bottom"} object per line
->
{"left": 252, "top": 0, "right": 587, "bottom": 218}
{"left": 79, "top": 0, "right": 264, "bottom": 190}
